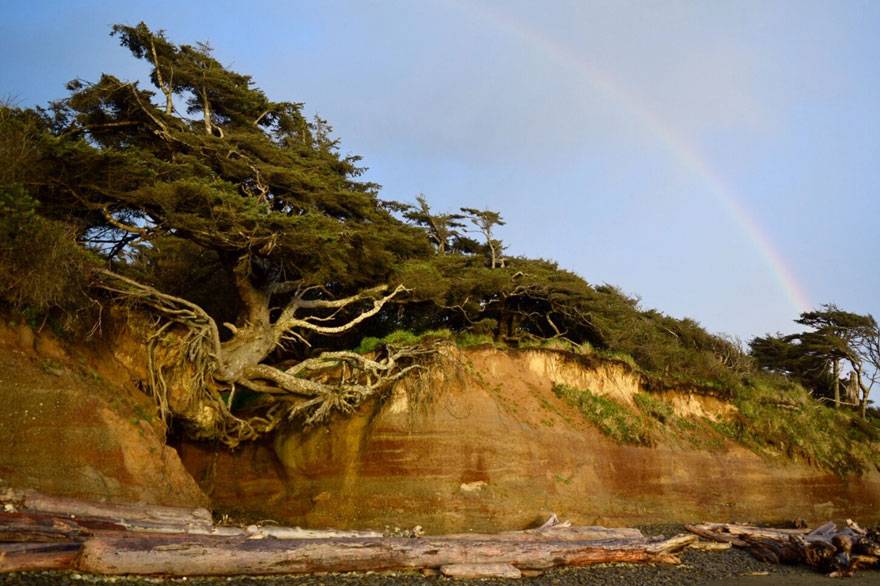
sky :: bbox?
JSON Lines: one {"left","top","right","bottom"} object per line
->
{"left": 1, "top": 0, "right": 878, "bottom": 344}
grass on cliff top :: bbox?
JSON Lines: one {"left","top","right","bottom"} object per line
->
{"left": 354, "top": 328, "right": 454, "bottom": 353}
{"left": 354, "top": 328, "right": 505, "bottom": 354}
{"left": 553, "top": 383, "right": 653, "bottom": 446}
{"left": 712, "top": 375, "right": 880, "bottom": 476}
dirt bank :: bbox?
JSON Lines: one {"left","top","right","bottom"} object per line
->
{"left": 177, "top": 347, "right": 880, "bottom": 532}
{"left": 0, "top": 320, "right": 207, "bottom": 508}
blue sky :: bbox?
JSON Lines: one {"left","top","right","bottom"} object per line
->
{"left": 2, "top": 0, "right": 878, "bottom": 344}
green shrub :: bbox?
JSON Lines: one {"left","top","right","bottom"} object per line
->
{"left": 713, "top": 376, "right": 880, "bottom": 475}
{"left": 0, "top": 185, "right": 98, "bottom": 330}
{"left": 596, "top": 350, "right": 640, "bottom": 371}
{"left": 634, "top": 392, "right": 675, "bottom": 423}
{"left": 456, "top": 332, "right": 496, "bottom": 348}
{"left": 354, "top": 328, "right": 453, "bottom": 353}
{"left": 553, "top": 384, "right": 652, "bottom": 446}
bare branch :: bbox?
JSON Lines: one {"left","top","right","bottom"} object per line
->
{"left": 100, "top": 207, "right": 154, "bottom": 237}
{"left": 274, "top": 284, "right": 404, "bottom": 339}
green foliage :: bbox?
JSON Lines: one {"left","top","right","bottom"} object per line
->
{"left": 552, "top": 384, "right": 652, "bottom": 446}
{"left": 633, "top": 392, "right": 675, "bottom": 424}
{"left": 1, "top": 22, "right": 840, "bottom": 422}
{"left": 750, "top": 305, "right": 878, "bottom": 403}
{"left": 0, "top": 185, "right": 98, "bottom": 328}
{"left": 456, "top": 332, "right": 496, "bottom": 348}
{"left": 518, "top": 337, "right": 585, "bottom": 353}
{"left": 714, "top": 376, "right": 880, "bottom": 475}
{"left": 355, "top": 328, "right": 452, "bottom": 354}
{"left": 596, "top": 350, "right": 640, "bottom": 372}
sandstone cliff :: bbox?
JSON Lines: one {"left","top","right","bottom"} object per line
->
{"left": 177, "top": 347, "right": 880, "bottom": 532}
{"left": 0, "top": 320, "right": 208, "bottom": 508}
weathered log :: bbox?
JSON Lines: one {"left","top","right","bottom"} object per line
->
{"left": 0, "top": 512, "right": 91, "bottom": 542}
{"left": 442, "top": 525, "right": 646, "bottom": 543}
{"left": 0, "top": 495, "right": 697, "bottom": 577}
{"left": 647, "top": 533, "right": 698, "bottom": 554}
{"left": 688, "top": 523, "right": 809, "bottom": 541}
{"left": 684, "top": 524, "right": 747, "bottom": 547}
{"left": 243, "top": 525, "right": 383, "bottom": 539}
{"left": 688, "top": 540, "right": 731, "bottom": 551}
{"left": 688, "top": 521, "right": 880, "bottom": 577}
{"left": 740, "top": 535, "right": 801, "bottom": 565}
{"left": 441, "top": 563, "right": 522, "bottom": 579}
{"left": 0, "top": 542, "right": 81, "bottom": 573}
{"left": 1, "top": 489, "right": 212, "bottom": 531}
{"left": 76, "top": 532, "right": 692, "bottom": 576}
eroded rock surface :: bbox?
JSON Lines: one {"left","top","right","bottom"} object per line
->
{"left": 179, "top": 348, "right": 880, "bottom": 532}
{"left": 0, "top": 321, "right": 208, "bottom": 508}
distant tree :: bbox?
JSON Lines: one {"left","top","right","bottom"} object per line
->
{"left": 751, "top": 304, "right": 878, "bottom": 417}
{"left": 461, "top": 207, "right": 505, "bottom": 268}
{"left": 400, "top": 195, "right": 466, "bottom": 255}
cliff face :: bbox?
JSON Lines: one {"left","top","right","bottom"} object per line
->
{"left": 178, "top": 347, "right": 880, "bottom": 532}
{"left": 3, "top": 317, "right": 876, "bottom": 531}
{"left": 0, "top": 320, "right": 208, "bottom": 508}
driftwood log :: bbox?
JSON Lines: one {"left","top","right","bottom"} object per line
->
{"left": 0, "top": 490, "right": 696, "bottom": 577}
{"left": 687, "top": 522, "right": 880, "bottom": 578}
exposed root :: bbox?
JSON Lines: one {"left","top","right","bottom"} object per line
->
{"left": 239, "top": 344, "right": 437, "bottom": 428}
{"left": 95, "top": 270, "right": 436, "bottom": 447}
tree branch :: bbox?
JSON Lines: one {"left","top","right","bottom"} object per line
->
{"left": 274, "top": 284, "right": 406, "bottom": 338}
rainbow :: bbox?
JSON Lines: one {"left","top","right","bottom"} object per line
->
{"left": 451, "top": 2, "right": 812, "bottom": 315}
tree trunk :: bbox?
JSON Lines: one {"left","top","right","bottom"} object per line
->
{"left": 833, "top": 358, "right": 840, "bottom": 408}
{"left": 215, "top": 267, "right": 276, "bottom": 382}
{"left": 201, "top": 86, "right": 213, "bottom": 135}
{"left": 77, "top": 532, "right": 689, "bottom": 576}
{"left": 0, "top": 493, "right": 697, "bottom": 577}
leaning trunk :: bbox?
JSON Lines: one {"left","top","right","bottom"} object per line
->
{"left": 215, "top": 268, "right": 276, "bottom": 382}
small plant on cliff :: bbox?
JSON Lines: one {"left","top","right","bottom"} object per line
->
{"left": 633, "top": 392, "right": 675, "bottom": 424}
{"left": 553, "top": 384, "right": 653, "bottom": 446}
{"left": 355, "top": 329, "right": 453, "bottom": 354}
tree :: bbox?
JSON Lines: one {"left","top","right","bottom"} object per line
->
{"left": 461, "top": 207, "right": 505, "bottom": 269}
{"left": 1, "top": 22, "right": 801, "bottom": 448}
{"left": 750, "top": 333, "right": 833, "bottom": 396}
{"left": 1, "top": 22, "right": 436, "bottom": 446}
{"left": 751, "top": 305, "right": 879, "bottom": 417}
{"left": 398, "top": 195, "right": 466, "bottom": 255}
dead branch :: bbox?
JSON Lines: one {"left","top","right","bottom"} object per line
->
{"left": 687, "top": 522, "right": 880, "bottom": 577}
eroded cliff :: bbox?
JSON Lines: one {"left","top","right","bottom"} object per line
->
{"left": 0, "top": 320, "right": 208, "bottom": 508}
{"left": 177, "top": 347, "right": 880, "bottom": 532}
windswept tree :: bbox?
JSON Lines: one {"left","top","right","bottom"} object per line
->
{"left": 1, "top": 22, "right": 812, "bottom": 449}
{"left": 461, "top": 207, "right": 505, "bottom": 268}
{"left": 1, "top": 23, "right": 436, "bottom": 445}
{"left": 751, "top": 305, "right": 878, "bottom": 417}
{"left": 399, "top": 194, "right": 466, "bottom": 255}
